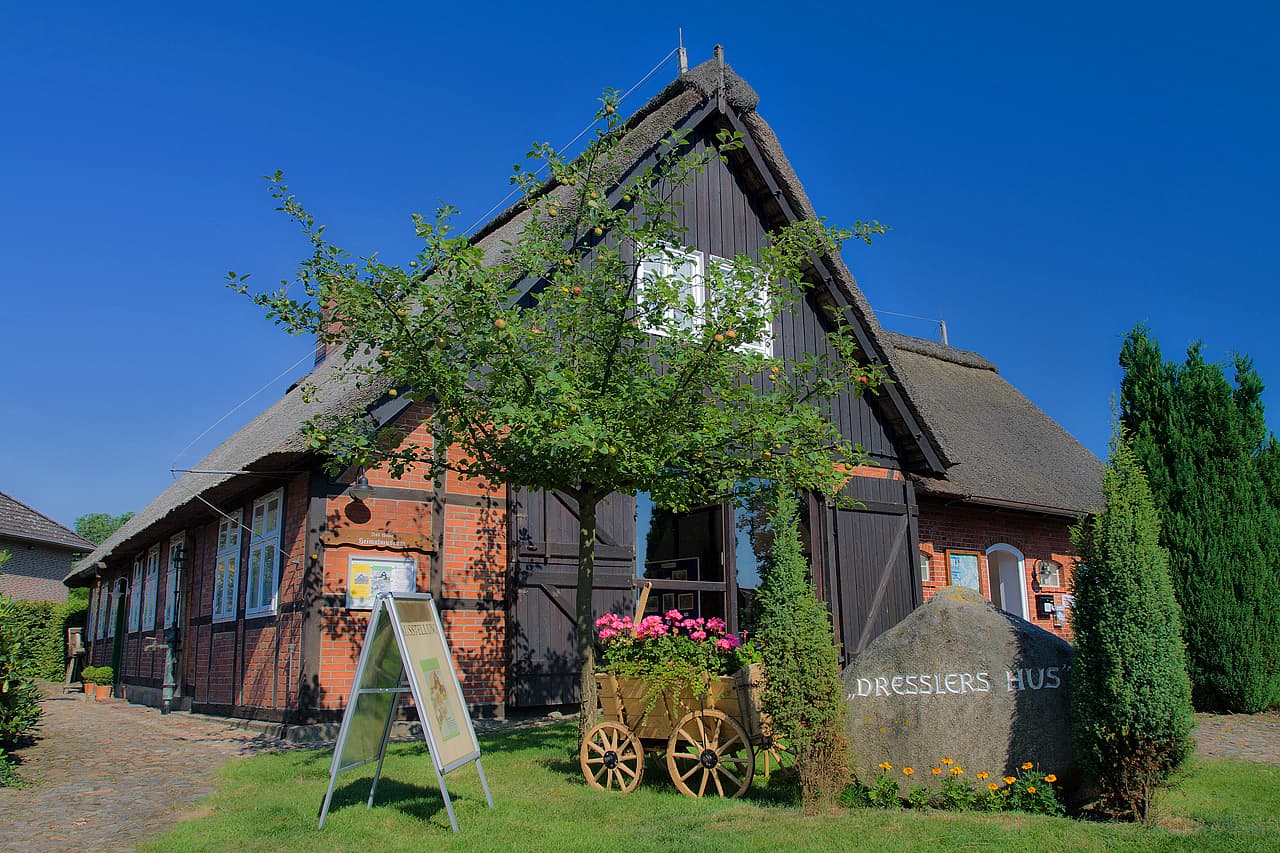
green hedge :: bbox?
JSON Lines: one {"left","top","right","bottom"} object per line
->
{"left": 0, "top": 595, "right": 43, "bottom": 749}
{"left": 4, "top": 598, "right": 87, "bottom": 681}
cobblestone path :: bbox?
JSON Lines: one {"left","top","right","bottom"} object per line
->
{"left": 0, "top": 689, "right": 289, "bottom": 852}
{"left": 1194, "top": 711, "right": 1280, "bottom": 765}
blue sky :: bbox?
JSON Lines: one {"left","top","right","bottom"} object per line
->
{"left": 2, "top": 2, "right": 1277, "bottom": 528}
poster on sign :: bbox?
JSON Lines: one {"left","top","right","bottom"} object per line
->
{"left": 347, "top": 556, "right": 417, "bottom": 609}
{"left": 317, "top": 592, "right": 492, "bottom": 833}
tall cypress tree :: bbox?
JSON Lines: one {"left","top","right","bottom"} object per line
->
{"left": 1119, "top": 327, "right": 1280, "bottom": 712}
{"left": 1069, "top": 432, "right": 1194, "bottom": 822}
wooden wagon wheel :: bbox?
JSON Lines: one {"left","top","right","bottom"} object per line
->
{"left": 665, "top": 709, "right": 755, "bottom": 798}
{"left": 580, "top": 721, "right": 644, "bottom": 793}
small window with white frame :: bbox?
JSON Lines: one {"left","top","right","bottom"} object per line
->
{"left": 213, "top": 510, "right": 243, "bottom": 622}
{"left": 164, "top": 533, "right": 185, "bottom": 629}
{"left": 128, "top": 556, "right": 143, "bottom": 632}
{"left": 706, "top": 256, "right": 773, "bottom": 356}
{"left": 88, "top": 586, "right": 98, "bottom": 640}
{"left": 108, "top": 579, "right": 120, "bottom": 637}
{"left": 245, "top": 489, "right": 284, "bottom": 617}
{"left": 919, "top": 549, "right": 932, "bottom": 583}
{"left": 141, "top": 545, "right": 160, "bottom": 630}
{"left": 635, "top": 243, "right": 704, "bottom": 335}
{"left": 636, "top": 244, "right": 773, "bottom": 355}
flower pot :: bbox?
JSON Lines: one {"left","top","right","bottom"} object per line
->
{"left": 94, "top": 684, "right": 113, "bottom": 701}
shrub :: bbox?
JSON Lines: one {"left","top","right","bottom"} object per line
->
{"left": 1120, "top": 329, "right": 1280, "bottom": 711}
{"left": 0, "top": 595, "right": 43, "bottom": 748}
{"left": 4, "top": 599, "right": 86, "bottom": 681}
{"left": 755, "top": 488, "right": 850, "bottom": 814}
{"left": 82, "top": 665, "right": 114, "bottom": 686}
{"left": 1069, "top": 431, "right": 1195, "bottom": 822}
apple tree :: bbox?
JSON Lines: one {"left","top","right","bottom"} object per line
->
{"left": 232, "top": 90, "right": 886, "bottom": 741}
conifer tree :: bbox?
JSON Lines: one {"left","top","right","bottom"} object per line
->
{"left": 1120, "top": 327, "right": 1280, "bottom": 712}
{"left": 755, "top": 488, "right": 850, "bottom": 814}
{"left": 1069, "top": 432, "right": 1194, "bottom": 822}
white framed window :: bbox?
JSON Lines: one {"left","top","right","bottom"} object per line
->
{"left": 88, "top": 586, "right": 99, "bottom": 640}
{"left": 635, "top": 244, "right": 772, "bottom": 355}
{"left": 636, "top": 243, "right": 704, "bottom": 335}
{"left": 707, "top": 256, "right": 773, "bottom": 356}
{"left": 164, "top": 534, "right": 185, "bottom": 629}
{"left": 127, "top": 556, "right": 143, "bottom": 632}
{"left": 141, "top": 545, "right": 160, "bottom": 631}
{"left": 213, "top": 510, "right": 243, "bottom": 623}
{"left": 245, "top": 489, "right": 284, "bottom": 616}
{"left": 97, "top": 583, "right": 109, "bottom": 639}
{"left": 108, "top": 579, "right": 121, "bottom": 638}
{"left": 919, "top": 549, "right": 932, "bottom": 583}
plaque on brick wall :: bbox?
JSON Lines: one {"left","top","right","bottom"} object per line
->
{"left": 346, "top": 555, "right": 417, "bottom": 609}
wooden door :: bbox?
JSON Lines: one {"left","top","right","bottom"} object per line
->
{"left": 509, "top": 488, "right": 636, "bottom": 707}
{"left": 825, "top": 476, "right": 922, "bottom": 666}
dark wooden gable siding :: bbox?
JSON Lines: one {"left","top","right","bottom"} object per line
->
{"left": 666, "top": 124, "right": 901, "bottom": 466}
{"left": 509, "top": 115, "right": 920, "bottom": 706}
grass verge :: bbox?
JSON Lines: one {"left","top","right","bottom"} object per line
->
{"left": 147, "top": 723, "right": 1280, "bottom": 852}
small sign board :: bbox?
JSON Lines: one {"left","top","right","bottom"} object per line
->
{"left": 948, "top": 552, "right": 980, "bottom": 590}
{"left": 346, "top": 555, "right": 417, "bottom": 609}
{"left": 318, "top": 592, "right": 493, "bottom": 832}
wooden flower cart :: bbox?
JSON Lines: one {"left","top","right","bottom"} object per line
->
{"left": 580, "top": 663, "right": 767, "bottom": 798}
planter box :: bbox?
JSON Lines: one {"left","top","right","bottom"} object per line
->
{"left": 596, "top": 663, "right": 763, "bottom": 741}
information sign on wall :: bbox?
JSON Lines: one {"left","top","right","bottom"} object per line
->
{"left": 949, "top": 552, "right": 981, "bottom": 591}
{"left": 347, "top": 556, "right": 417, "bottom": 609}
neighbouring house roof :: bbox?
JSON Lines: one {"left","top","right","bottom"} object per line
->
{"left": 71, "top": 53, "right": 952, "bottom": 583}
{"left": 886, "top": 332, "right": 1104, "bottom": 516}
{"left": 0, "top": 490, "right": 95, "bottom": 552}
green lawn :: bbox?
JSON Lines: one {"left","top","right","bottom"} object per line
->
{"left": 148, "top": 723, "right": 1280, "bottom": 852}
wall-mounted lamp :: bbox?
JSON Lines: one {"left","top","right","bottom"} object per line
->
{"left": 349, "top": 468, "right": 375, "bottom": 502}
{"left": 1036, "top": 559, "right": 1062, "bottom": 588}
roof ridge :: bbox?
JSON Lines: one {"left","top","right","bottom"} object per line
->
{"left": 886, "top": 331, "right": 999, "bottom": 372}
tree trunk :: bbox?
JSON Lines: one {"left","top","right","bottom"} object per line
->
{"left": 575, "top": 486, "right": 600, "bottom": 746}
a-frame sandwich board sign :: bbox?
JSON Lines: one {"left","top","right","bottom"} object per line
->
{"left": 317, "top": 592, "right": 494, "bottom": 832}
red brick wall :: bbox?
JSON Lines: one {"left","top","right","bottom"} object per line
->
{"left": 315, "top": 404, "right": 509, "bottom": 714}
{"left": 917, "top": 498, "right": 1077, "bottom": 640}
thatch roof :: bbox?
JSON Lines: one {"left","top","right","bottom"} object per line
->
{"left": 0, "top": 490, "right": 94, "bottom": 552}
{"left": 887, "top": 332, "right": 1103, "bottom": 516}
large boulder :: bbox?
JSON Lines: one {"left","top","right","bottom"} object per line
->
{"left": 841, "top": 586, "right": 1078, "bottom": 794}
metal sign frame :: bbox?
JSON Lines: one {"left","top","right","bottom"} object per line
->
{"left": 317, "top": 592, "right": 493, "bottom": 832}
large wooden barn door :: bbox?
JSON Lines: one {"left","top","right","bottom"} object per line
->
{"left": 509, "top": 488, "right": 635, "bottom": 707}
{"left": 826, "top": 476, "right": 922, "bottom": 666}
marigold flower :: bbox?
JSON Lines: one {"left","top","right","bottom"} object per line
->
{"left": 988, "top": 783, "right": 999, "bottom": 791}
{"left": 950, "top": 767, "right": 963, "bottom": 776}
{"left": 941, "top": 758, "right": 954, "bottom": 766}
{"left": 1021, "top": 762, "right": 1034, "bottom": 771}
{"left": 1044, "top": 774, "right": 1057, "bottom": 784}
{"left": 1027, "top": 786, "right": 1037, "bottom": 794}
{"left": 1003, "top": 776, "right": 1016, "bottom": 785}
{"left": 976, "top": 771, "right": 989, "bottom": 780}
{"left": 902, "top": 767, "right": 914, "bottom": 776}
{"left": 932, "top": 767, "right": 942, "bottom": 776}
{"left": 878, "top": 762, "right": 892, "bottom": 772}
